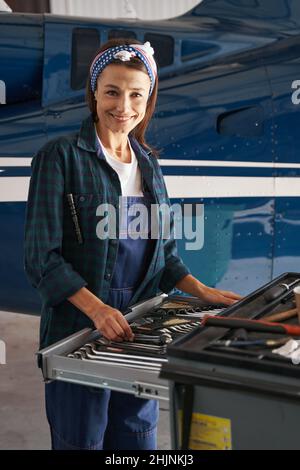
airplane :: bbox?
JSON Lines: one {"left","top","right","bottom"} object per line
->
{"left": 1, "top": 0, "right": 300, "bottom": 316}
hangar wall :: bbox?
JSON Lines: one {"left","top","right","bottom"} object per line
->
{"left": 49, "top": 0, "right": 201, "bottom": 20}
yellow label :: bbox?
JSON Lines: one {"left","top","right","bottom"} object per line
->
{"left": 179, "top": 410, "right": 232, "bottom": 450}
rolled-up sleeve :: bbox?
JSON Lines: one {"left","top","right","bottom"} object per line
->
{"left": 24, "top": 145, "right": 87, "bottom": 307}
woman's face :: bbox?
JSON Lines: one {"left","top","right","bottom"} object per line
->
{"left": 94, "top": 64, "right": 151, "bottom": 135}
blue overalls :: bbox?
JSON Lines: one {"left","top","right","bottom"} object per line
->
{"left": 45, "top": 158, "right": 159, "bottom": 449}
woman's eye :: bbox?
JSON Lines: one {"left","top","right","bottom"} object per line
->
{"left": 105, "top": 91, "right": 142, "bottom": 98}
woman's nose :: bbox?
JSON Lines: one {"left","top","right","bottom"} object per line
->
{"left": 116, "top": 94, "right": 131, "bottom": 113}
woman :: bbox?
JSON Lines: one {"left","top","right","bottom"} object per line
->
{"left": 24, "top": 38, "right": 240, "bottom": 450}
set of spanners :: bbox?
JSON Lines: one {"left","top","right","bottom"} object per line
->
{"left": 67, "top": 341, "right": 166, "bottom": 371}
{"left": 159, "top": 321, "right": 202, "bottom": 335}
{"left": 67, "top": 304, "right": 226, "bottom": 367}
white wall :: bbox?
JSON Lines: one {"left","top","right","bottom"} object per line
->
{"left": 0, "top": 0, "right": 12, "bottom": 12}
{"left": 49, "top": 0, "right": 202, "bottom": 20}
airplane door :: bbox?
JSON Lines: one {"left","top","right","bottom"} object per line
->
{"left": 152, "top": 60, "right": 274, "bottom": 295}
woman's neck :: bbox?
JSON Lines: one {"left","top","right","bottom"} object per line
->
{"left": 95, "top": 124, "right": 131, "bottom": 163}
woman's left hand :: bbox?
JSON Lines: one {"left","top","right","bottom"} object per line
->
{"left": 176, "top": 274, "right": 243, "bottom": 306}
{"left": 197, "top": 285, "right": 242, "bottom": 306}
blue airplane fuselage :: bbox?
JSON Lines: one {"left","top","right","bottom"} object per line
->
{"left": 1, "top": 0, "right": 300, "bottom": 314}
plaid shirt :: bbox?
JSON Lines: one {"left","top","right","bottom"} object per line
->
{"left": 24, "top": 115, "right": 190, "bottom": 348}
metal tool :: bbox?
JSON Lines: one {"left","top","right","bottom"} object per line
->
{"left": 78, "top": 345, "right": 164, "bottom": 369}
{"left": 264, "top": 279, "right": 300, "bottom": 302}
{"left": 212, "top": 337, "right": 290, "bottom": 348}
{"left": 96, "top": 338, "right": 167, "bottom": 353}
{"left": 132, "top": 333, "right": 172, "bottom": 345}
{"left": 83, "top": 343, "right": 167, "bottom": 362}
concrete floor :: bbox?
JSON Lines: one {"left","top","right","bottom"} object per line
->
{"left": 0, "top": 310, "right": 171, "bottom": 450}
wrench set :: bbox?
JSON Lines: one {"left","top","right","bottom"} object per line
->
{"left": 38, "top": 275, "right": 300, "bottom": 413}
{"left": 37, "top": 294, "right": 227, "bottom": 400}
{"left": 66, "top": 299, "right": 225, "bottom": 370}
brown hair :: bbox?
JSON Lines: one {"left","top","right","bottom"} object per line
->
{"left": 86, "top": 38, "right": 159, "bottom": 157}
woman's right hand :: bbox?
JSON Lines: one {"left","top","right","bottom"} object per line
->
{"left": 91, "top": 304, "right": 134, "bottom": 342}
{"left": 67, "top": 287, "right": 134, "bottom": 342}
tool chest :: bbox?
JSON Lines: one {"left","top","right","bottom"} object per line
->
{"left": 37, "top": 293, "right": 225, "bottom": 403}
{"left": 160, "top": 272, "right": 300, "bottom": 450}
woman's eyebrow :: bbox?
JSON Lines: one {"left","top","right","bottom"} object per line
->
{"left": 104, "top": 84, "right": 145, "bottom": 91}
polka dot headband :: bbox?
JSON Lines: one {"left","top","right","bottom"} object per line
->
{"left": 90, "top": 42, "right": 157, "bottom": 96}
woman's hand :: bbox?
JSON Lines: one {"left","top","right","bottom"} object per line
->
{"left": 196, "top": 285, "right": 242, "bottom": 306}
{"left": 91, "top": 304, "right": 134, "bottom": 342}
{"left": 68, "top": 287, "right": 134, "bottom": 342}
{"left": 175, "top": 274, "right": 242, "bottom": 306}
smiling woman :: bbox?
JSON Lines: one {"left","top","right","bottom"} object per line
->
{"left": 94, "top": 65, "right": 151, "bottom": 162}
{"left": 86, "top": 38, "right": 158, "bottom": 158}
{"left": 24, "top": 37, "right": 240, "bottom": 451}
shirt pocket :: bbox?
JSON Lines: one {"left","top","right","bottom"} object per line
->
{"left": 68, "top": 193, "right": 105, "bottom": 242}
{"left": 73, "top": 193, "right": 103, "bottom": 208}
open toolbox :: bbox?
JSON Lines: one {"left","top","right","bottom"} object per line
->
{"left": 37, "top": 293, "right": 226, "bottom": 402}
{"left": 159, "top": 272, "right": 300, "bottom": 449}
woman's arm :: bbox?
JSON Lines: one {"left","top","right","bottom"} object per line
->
{"left": 151, "top": 160, "right": 241, "bottom": 304}
{"left": 68, "top": 287, "right": 134, "bottom": 341}
{"left": 175, "top": 274, "right": 242, "bottom": 305}
{"left": 24, "top": 145, "right": 87, "bottom": 307}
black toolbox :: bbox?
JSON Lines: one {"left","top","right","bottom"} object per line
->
{"left": 161, "top": 272, "right": 300, "bottom": 450}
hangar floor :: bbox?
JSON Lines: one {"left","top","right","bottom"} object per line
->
{"left": 0, "top": 310, "right": 171, "bottom": 450}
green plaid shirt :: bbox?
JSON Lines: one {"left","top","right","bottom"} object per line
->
{"left": 24, "top": 115, "right": 190, "bottom": 348}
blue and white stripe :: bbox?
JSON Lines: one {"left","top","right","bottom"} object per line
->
{"left": 1, "top": 158, "right": 300, "bottom": 201}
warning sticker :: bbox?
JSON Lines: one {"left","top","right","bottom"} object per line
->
{"left": 179, "top": 411, "right": 232, "bottom": 450}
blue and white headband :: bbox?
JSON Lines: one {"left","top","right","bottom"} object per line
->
{"left": 90, "top": 42, "right": 157, "bottom": 96}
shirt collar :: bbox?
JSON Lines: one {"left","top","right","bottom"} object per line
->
{"left": 77, "top": 114, "right": 152, "bottom": 170}
{"left": 77, "top": 114, "right": 98, "bottom": 154}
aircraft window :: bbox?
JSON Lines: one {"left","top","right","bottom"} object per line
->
{"left": 144, "top": 33, "right": 174, "bottom": 67}
{"left": 71, "top": 28, "right": 101, "bottom": 90}
{"left": 217, "top": 106, "right": 264, "bottom": 137}
{"left": 181, "top": 40, "right": 218, "bottom": 61}
{"left": 108, "top": 30, "right": 137, "bottom": 39}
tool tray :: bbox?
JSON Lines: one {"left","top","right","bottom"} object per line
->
{"left": 37, "top": 293, "right": 225, "bottom": 402}
{"left": 161, "top": 272, "right": 300, "bottom": 398}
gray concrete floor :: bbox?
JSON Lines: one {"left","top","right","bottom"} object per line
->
{"left": 0, "top": 310, "right": 171, "bottom": 450}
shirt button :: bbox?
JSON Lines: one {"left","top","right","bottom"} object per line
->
{"left": 79, "top": 196, "right": 85, "bottom": 202}
{"left": 105, "top": 273, "right": 111, "bottom": 280}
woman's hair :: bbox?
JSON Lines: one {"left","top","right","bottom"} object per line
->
{"left": 86, "top": 38, "right": 159, "bottom": 157}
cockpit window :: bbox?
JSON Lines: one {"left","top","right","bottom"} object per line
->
{"left": 71, "top": 28, "right": 100, "bottom": 90}
{"left": 181, "top": 40, "right": 218, "bottom": 61}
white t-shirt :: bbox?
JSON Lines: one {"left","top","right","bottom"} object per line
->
{"left": 96, "top": 132, "right": 143, "bottom": 196}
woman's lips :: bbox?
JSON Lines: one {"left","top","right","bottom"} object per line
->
{"left": 110, "top": 114, "right": 133, "bottom": 122}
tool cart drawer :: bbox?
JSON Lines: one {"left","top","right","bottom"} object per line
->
{"left": 37, "top": 293, "right": 226, "bottom": 403}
